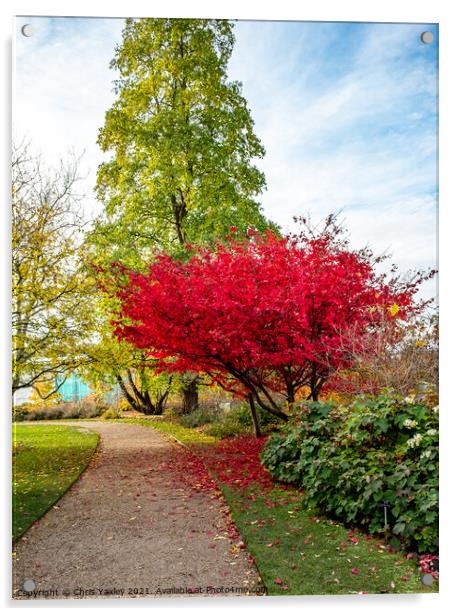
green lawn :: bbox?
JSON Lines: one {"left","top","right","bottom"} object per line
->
{"left": 112, "top": 417, "right": 218, "bottom": 445}
{"left": 12, "top": 424, "right": 99, "bottom": 541}
{"left": 222, "top": 485, "right": 436, "bottom": 595}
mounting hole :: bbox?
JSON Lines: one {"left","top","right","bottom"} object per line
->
{"left": 420, "top": 31, "right": 434, "bottom": 45}
{"left": 22, "top": 579, "right": 36, "bottom": 592}
{"left": 421, "top": 573, "right": 433, "bottom": 586}
{"left": 21, "top": 24, "right": 33, "bottom": 37}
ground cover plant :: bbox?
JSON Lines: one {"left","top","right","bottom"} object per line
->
{"left": 12, "top": 424, "right": 99, "bottom": 541}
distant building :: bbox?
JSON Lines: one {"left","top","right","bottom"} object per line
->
{"left": 13, "top": 373, "right": 120, "bottom": 406}
{"left": 56, "top": 373, "right": 92, "bottom": 402}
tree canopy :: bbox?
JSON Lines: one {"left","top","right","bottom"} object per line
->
{"left": 12, "top": 142, "right": 94, "bottom": 397}
{"left": 110, "top": 216, "right": 431, "bottom": 418}
{"left": 94, "top": 17, "right": 274, "bottom": 265}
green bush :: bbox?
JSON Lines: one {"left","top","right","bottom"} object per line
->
{"left": 230, "top": 401, "right": 282, "bottom": 432}
{"left": 176, "top": 400, "right": 279, "bottom": 438}
{"left": 13, "top": 404, "right": 33, "bottom": 422}
{"left": 101, "top": 408, "right": 122, "bottom": 420}
{"left": 204, "top": 417, "right": 251, "bottom": 438}
{"left": 200, "top": 400, "right": 280, "bottom": 438}
{"left": 261, "top": 392, "right": 438, "bottom": 553}
{"left": 179, "top": 407, "right": 221, "bottom": 428}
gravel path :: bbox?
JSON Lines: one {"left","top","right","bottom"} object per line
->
{"left": 12, "top": 422, "right": 263, "bottom": 600}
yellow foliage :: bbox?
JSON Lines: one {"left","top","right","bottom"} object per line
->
{"left": 29, "top": 381, "right": 62, "bottom": 407}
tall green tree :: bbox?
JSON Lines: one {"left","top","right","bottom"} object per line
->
{"left": 95, "top": 18, "right": 272, "bottom": 261}
{"left": 92, "top": 18, "right": 275, "bottom": 412}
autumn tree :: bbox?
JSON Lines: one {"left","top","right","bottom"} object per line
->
{"left": 12, "top": 142, "right": 94, "bottom": 399}
{"left": 109, "top": 216, "right": 433, "bottom": 420}
{"left": 92, "top": 17, "right": 274, "bottom": 412}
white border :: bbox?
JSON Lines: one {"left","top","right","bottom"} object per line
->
{"left": 2, "top": 1, "right": 457, "bottom": 615}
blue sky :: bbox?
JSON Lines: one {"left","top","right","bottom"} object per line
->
{"left": 14, "top": 17, "right": 438, "bottom": 298}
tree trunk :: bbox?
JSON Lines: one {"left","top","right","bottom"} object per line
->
{"left": 181, "top": 377, "right": 198, "bottom": 414}
{"left": 248, "top": 394, "right": 262, "bottom": 438}
{"left": 142, "top": 390, "right": 157, "bottom": 415}
{"left": 286, "top": 381, "right": 295, "bottom": 405}
{"left": 115, "top": 373, "right": 143, "bottom": 413}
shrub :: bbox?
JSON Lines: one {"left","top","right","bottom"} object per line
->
{"left": 13, "top": 395, "right": 109, "bottom": 421}
{"left": 204, "top": 417, "right": 251, "bottom": 439}
{"left": 179, "top": 406, "right": 222, "bottom": 428}
{"left": 101, "top": 408, "right": 122, "bottom": 420}
{"left": 230, "top": 401, "right": 282, "bottom": 432}
{"left": 175, "top": 400, "right": 279, "bottom": 438}
{"left": 261, "top": 392, "right": 438, "bottom": 553}
{"left": 200, "top": 400, "right": 281, "bottom": 438}
{"left": 13, "top": 404, "right": 32, "bottom": 422}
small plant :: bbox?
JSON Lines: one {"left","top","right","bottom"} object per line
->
{"left": 101, "top": 408, "right": 122, "bottom": 420}
{"left": 204, "top": 417, "right": 251, "bottom": 439}
{"left": 13, "top": 404, "right": 33, "bottom": 422}
{"left": 179, "top": 407, "right": 221, "bottom": 428}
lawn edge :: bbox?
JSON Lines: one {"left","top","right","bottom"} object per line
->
{"left": 12, "top": 424, "right": 101, "bottom": 543}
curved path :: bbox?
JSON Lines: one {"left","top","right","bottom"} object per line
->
{"left": 12, "top": 422, "right": 262, "bottom": 600}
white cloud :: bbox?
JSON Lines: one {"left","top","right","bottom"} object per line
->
{"left": 229, "top": 21, "right": 438, "bottom": 299}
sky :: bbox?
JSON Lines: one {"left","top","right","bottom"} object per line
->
{"left": 14, "top": 16, "right": 438, "bottom": 299}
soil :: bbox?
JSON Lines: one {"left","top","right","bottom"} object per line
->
{"left": 12, "top": 421, "right": 263, "bottom": 600}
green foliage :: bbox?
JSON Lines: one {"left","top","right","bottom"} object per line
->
{"left": 12, "top": 424, "right": 99, "bottom": 540}
{"left": 261, "top": 392, "right": 439, "bottom": 553}
{"left": 202, "top": 402, "right": 279, "bottom": 438}
{"left": 12, "top": 404, "right": 31, "bottom": 423}
{"left": 203, "top": 416, "right": 251, "bottom": 439}
{"left": 101, "top": 408, "right": 122, "bottom": 420}
{"left": 231, "top": 401, "right": 282, "bottom": 432}
{"left": 179, "top": 406, "right": 220, "bottom": 428}
{"left": 178, "top": 400, "right": 281, "bottom": 438}
{"left": 94, "top": 17, "right": 275, "bottom": 266}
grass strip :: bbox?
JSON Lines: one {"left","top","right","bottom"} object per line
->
{"left": 12, "top": 423, "right": 99, "bottom": 541}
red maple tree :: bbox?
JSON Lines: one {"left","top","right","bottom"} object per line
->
{"left": 109, "top": 216, "right": 432, "bottom": 420}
